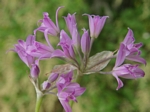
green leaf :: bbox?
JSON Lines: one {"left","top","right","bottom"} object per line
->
{"left": 51, "top": 64, "right": 77, "bottom": 74}
{"left": 85, "top": 51, "right": 113, "bottom": 74}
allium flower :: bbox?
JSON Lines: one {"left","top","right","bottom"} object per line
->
{"left": 25, "top": 35, "right": 54, "bottom": 59}
{"left": 34, "top": 7, "right": 63, "bottom": 37}
{"left": 81, "top": 29, "right": 91, "bottom": 55}
{"left": 11, "top": 6, "right": 146, "bottom": 112}
{"left": 13, "top": 36, "right": 35, "bottom": 67}
{"left": 64, "top": 13, "right": 76, "bottom": 35}
{"left": 58, "top": 30, "right": 75, "bottom": 59}
{"left": 26, "top": 38, "right": 54, "bottom": 59}
{"left": 115, "top": 28, "right": 146, "bottom": 67}
{"left": 57, "top": 71, "right": 86, "bottom": 112}
{"left": 13, "top": 35, "right": 58, "bottom": 65}
{"left": 111, "top": 28, "right": 146, "bottom": 90}
{"left": 84, "top": 14, "right": 108, "bottom": 38}
{"left": 112, "top": 64, "right": 145, "bottom": 90}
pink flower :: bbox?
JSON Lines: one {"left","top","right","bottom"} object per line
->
{"left": 26, "top": 40, "right": 54, "bottom": 59}
{"left": 84, "top": 14, "right": 108, "bottom": 38}
{"left": 13, "top": 35, "right": 42, "bottom": 79}
{"left": 64, "top": 14, "right": 80, "bottom": 48}
{"left": 64, "top": 13, "right": 76, "bottom": 35}
{"left": 34, "top": 7, "right": 64, "bottom": 37}
{"left": 115, "top": 28, "right": 146, "bottom": 67}
{"left": 57, "top": 71, "right": 86, "bottom": 112}
{"left": 112, "top": 64, "right": 145, "bottom": 90}
{"left": 58, "top": 30, "right": 75, "bottom": 59}
{"left": 13, "top": 36, "right": 35, "bottom": 67}
{"left": 111, "top": 28, "right": 146, "bottom": 90}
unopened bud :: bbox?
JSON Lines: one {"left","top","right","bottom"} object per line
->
{"left": 48, "top": 73, "right": 59, "bottom": 83}
{"left": 30, "top": 64, "right": 40, "bottom": 79}
{"left": 42, "top": 81, "right": 51, "bottom": 90}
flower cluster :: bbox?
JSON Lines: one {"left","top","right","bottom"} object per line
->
{"left": 12, "top": 7, "right": 146, "bottom": 112}
{"left": 111, "top": 28, "right": 146, "bottom": 90}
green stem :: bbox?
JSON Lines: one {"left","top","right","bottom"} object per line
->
{"left": 35, "top": 93, "right": 43, "bottom": 112}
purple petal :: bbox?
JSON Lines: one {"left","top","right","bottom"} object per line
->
{"left": 60, "top": 71, "right": 73, "bottom": 82}
{"left": 84, "top": 14, "right": 94, "bottom": 38}
{"left": 44, "top": 29, "right": 55, "bottom": 50}
{"left": 74, "top": 87, "right": 86, "bottom": 97}
{"left": 59, "top": 100, "right": 72, "bottom": 112}
{"left": 51, "top": 49, "right": 65, "bottom": 58}
{"left": 123, "top": 28, "right": 135, "bottom": 45}
{"left": 115, "top": 43, "right": 126, "bottom": 67}
{"left": 126, "top": 55, "right": 146, "bottom": 65}
{"left": 68, "top": 45, "right": 75, "bottom": 58}
{"left": 57, "top": 82, "right": 65, "bottom": 92}
{"left": 59, "top": 30, "right": 72, "bottom": 47}
{"left": 64, "top": 13, "right": 76, "bottom": 35}
{"left": 81, "top": 30, "right": 91, "bottom": 54}
{"left": 42, "top": 81, "right": 51, "bottom": 90}
{"left": 112, "top": 73, "right": 124, "bottom": 90}
{"left": 72, "top": 24, "right": 81, "bottom": 47}
{"left": 38, "top": 52, "right": 52, "bottom": 60}
{"left": 83, "top": 14, "right": 108, "bottom": 38}
{"left": 63, "top": 83, "right": 86, "bottom": 97}
{"left": 26, "top": 35, "right": 35, "bottom": 46}
{"left": 133, "top": 42, "right": 143, "bottom": 49}
{"left": 57, "top": 91, "right": 68, "bottom": 100}
{"left": 17, "top": 50, "right": 29, "bottom": 66}
{"left": 120, "top": 64, "right": 145, "bottom": 79}
{"left": 94, "top": 16, "right": 109, "bottom": 38}
{"left": 18, "top": 40, "right": 26, "bottom": 48}
{"left": 113, "top": 65, "right": 130, "bottom": 76}
{"left": 69, "top": 94, "right": 77, "bottom": 102}
{"left": 113, "top": 64, "right": 145, "bottom": 80}
{"left": 30, "top": 64, "right": 40, "bottom": 78}
{"left": 34, "top": 7, "right": 63, "bottom": 36}
{"left": 48, "top": 73, "right": 59, "bottom": 83}
{"left": 34, "top": 26, "right": 46, "bottom": 35}
{"left": 16, "top": 49, "right": 34, "bottom": 67}
{"left": 133, "top": 66, "right": 145, "bottom": 78}
{"left": 43, "top": 12, "right": 58, "bottom": 32}
{"left": 65, "top": 82, "right": 80, "bottom": 89}
{"left": 56, "top": 6, "right": 64, "bottom": 32}
{"left": 26, "top": 41, "right": 53, "bottom": 58}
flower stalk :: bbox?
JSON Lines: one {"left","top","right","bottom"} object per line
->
{"left": 35, "top": 93, "right": 44, "bottom": 112}
{"left": 11, "top": 6, "right": 146, "bottom": 112}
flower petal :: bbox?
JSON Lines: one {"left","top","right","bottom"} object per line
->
{"left": 126, "top": 55, "right": 146, "bottom": 65}
{"left": 81, "top": 30, "right": 91, "bottom": 54}
{"left": 112, "top": 73, "right": 124, "bottom": 90}
{"left": 115, "top": 43, "right": 126, "bottom": 67}
{"left": 59, "top": 100, "right": 72, "bottom": 112}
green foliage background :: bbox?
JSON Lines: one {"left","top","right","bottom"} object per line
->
{"left": 0, "top": 0, "right": 150, "bottom": 112}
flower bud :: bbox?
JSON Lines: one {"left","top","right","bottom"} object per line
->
{"left": 81, "top": 30, "right": 91, "bottom": 55}
{"left": 48, "top": 73, "right": 59, "bottom": 83}
{"left": 42, "top": 81, "right": 51, "bottom": 90}
{"left": 30, "top": 64, "right": 40, "bottom": 79}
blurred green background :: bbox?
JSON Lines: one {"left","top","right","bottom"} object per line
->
{"left": 0, "top": 0, "right": 150, "bottom": 112}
